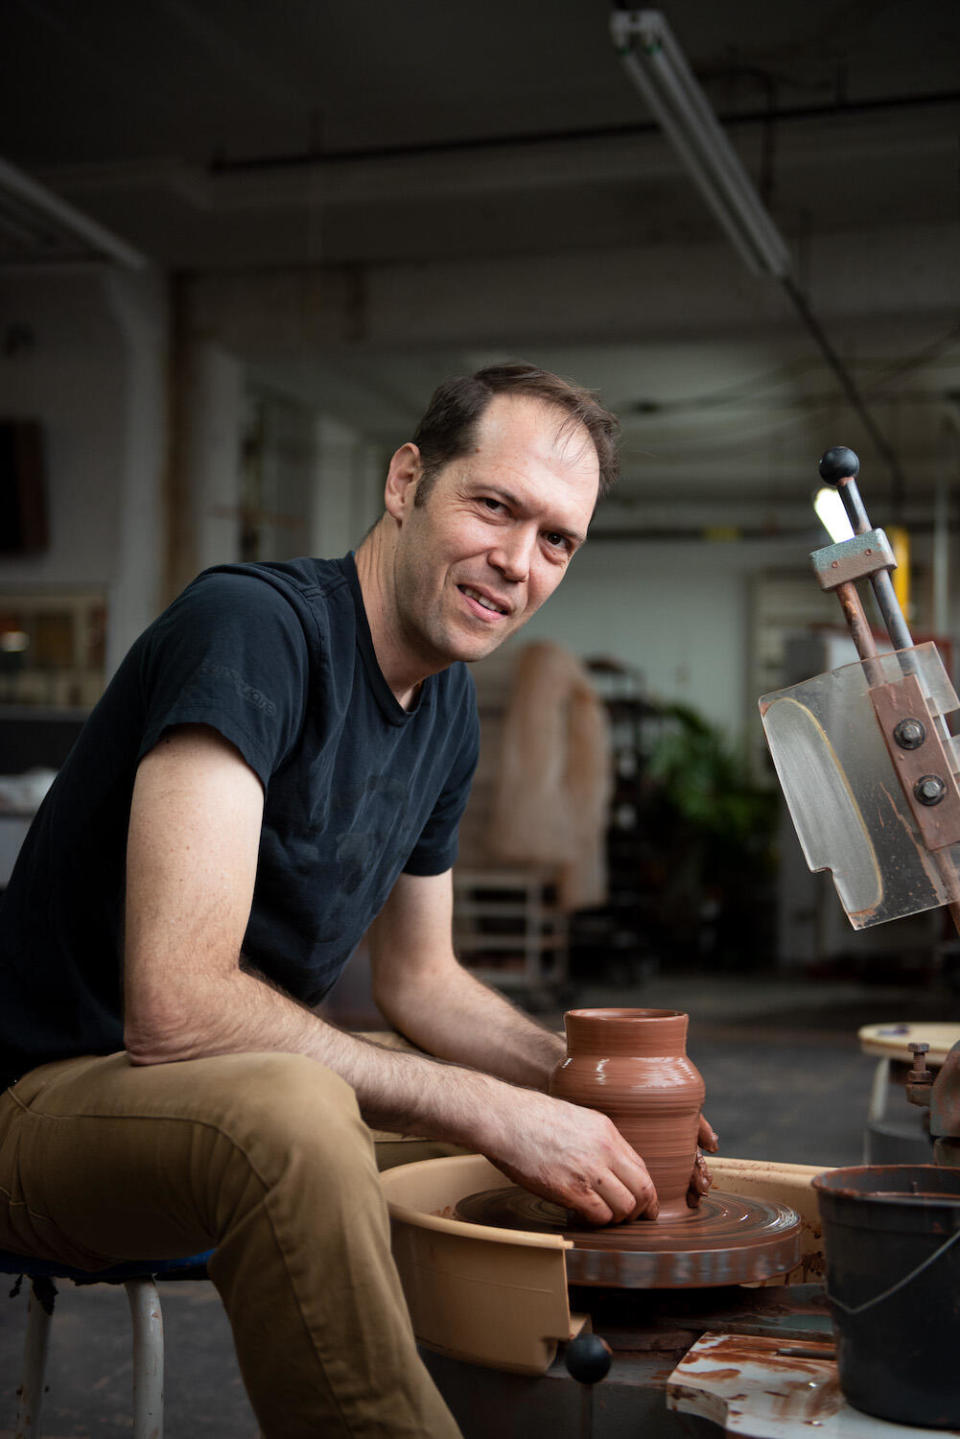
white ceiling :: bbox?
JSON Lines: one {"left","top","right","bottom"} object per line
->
{"left": 3, "top": 0, "right": 960, "bottom": 528}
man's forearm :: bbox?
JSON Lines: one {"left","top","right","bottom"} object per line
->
{"left": 374, "top": 955, "right": 565, "bottom": 1089}
{"left": 126, "top": 962, "right": 514, "bottom": 1147}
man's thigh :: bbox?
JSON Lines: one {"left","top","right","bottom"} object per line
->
{"left": 0, "top": 1049, "right": 369, "bottom": 1270}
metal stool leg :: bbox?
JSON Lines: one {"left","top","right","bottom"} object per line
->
{"left": 864, "top": 1056, "right": 891, "bottom": 1162}
{"left": 125, "top": 1278, "right": 164, "bottom": 1439}
{"left": 15, "top": 1285, "right": 53, "bottom": 1439}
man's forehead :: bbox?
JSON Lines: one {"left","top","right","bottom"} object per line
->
{"left": 472, "top": 393, "right": 597, "bottom": 472}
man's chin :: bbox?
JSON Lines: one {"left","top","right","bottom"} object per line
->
{"left": 424, "top": 609, "right": 524, "bottom": 666}
{"left": 457, "top": 624, "right": 520, "bottom": 664}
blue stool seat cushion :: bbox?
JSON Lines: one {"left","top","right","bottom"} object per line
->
{"left": 0, "top": 1248, "right": 213, "bottom": 1284}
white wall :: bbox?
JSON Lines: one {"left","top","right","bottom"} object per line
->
{"left": 514, "top": 535, "right": 794, "bottom": 746}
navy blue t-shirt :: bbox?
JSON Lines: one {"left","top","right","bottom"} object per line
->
{"left": 0, "top": 554, "right": 478, "bottom": 1084}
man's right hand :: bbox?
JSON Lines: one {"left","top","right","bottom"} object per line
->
{"left": 482, "top": 1087, "right": 658, "bottom": 1225}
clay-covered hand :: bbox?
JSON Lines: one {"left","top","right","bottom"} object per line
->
{"left": 686, "top": 1112, "right": 719, "bottom": 1208}
{"left": 698, "top": 1113, "right": 719, "bottom": 1153}
{"left": 487, "top": 1088, "right": 659, "bottom": 1225}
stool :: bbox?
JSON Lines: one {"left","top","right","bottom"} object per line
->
{"left": 858, "top": 1022, "right": 960, "bottom": 1164}
{"left": 1, "top": 1247, "right": 213, "bottom": 1439}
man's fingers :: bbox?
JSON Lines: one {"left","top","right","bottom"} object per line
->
{"left": 565, "top": 1188, "right": 615, "bottom": 1227}
{"left": 616, "top": 1158, "right": 659, "bottom": 1221}
{"left": 602, "top": 1167, "right": 658, "bottom": 1223}
{"left": 691, "top": 1150, "right": 712, "bottom": 1192}
{"left": 563, "top": 1165, "right": 658, "bottom": 1226}
{"left": 686, "top": 1148, "right": 713, "bottom": 1208}
{"left": 698, "top": 1114, "right": 719, "bottom": 1152}
{"left": 603, "top": 1134, "right": 658, "bottom": 1222}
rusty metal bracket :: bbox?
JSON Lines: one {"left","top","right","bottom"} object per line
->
{"left": 811, "top": 528, "right": 896, "bottom": 593}
{"left": 870, "top": 671, "right": 960, "bottom": 850}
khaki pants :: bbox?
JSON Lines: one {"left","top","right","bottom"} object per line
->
{"left": 0, "top": 1051, "right": 462, "bottom": 1438}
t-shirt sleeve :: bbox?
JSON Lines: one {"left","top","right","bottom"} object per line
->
{"left": 402, "top": 675, "right": 480, "bottom": 877}
{"left": 137, "top": 572, "right": 309, "bottom": 788}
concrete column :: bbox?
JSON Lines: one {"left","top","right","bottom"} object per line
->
{"left": 176, "top": 340, "right": 244, "bottom": 586}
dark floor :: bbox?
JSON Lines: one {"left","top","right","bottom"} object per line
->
{"left": 1, "top": 969, "right": 957, "bottom": 1437}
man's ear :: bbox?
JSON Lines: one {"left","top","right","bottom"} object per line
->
{"left": 384, "top": 443, "right": 422, "bottom": 523}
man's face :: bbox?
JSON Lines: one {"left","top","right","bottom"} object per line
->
{"left": 388, "top": 394, "right": 599, "bottom": 669}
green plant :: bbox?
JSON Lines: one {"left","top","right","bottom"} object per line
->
{"left": 641, "top": 702, "right": 779, "bottom": 964}
{"left": 646, "top": 703, "right": 777, "bottom": 858}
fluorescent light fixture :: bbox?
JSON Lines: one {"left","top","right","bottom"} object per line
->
{"left": 610, "top": 9, "right": 792, "bottom": 278}
{"left": 0, "top": 157, "right": 145, "bottom": 269}
{"left": 814, "top": 485, "right": 855, "bottom": 543}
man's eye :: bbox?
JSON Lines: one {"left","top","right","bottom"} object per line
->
{"left": 481, "top": 497, "right": 504, "bottom": 513}
{"left": 544, "top": 532, "right": 571, "bottom": 552}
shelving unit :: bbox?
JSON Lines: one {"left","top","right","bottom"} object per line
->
{"left": 567, "top": 661, "right": 666, "bottom": 976}
{"left": 453, "top": 866, "right": 568, "bottom": 999}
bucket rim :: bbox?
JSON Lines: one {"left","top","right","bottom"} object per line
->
{"left": 813, "top": 1163, "right": 960, "bottom": 1207}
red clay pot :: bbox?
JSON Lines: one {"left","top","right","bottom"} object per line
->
{"left": 549, "top": 1007, "right": 705, "bottom": 1217}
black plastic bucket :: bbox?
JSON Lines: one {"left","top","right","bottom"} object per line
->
{"left": 812, "top": 1165, "right": 960, "bottom": 1427}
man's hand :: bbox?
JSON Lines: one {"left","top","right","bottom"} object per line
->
{"left": 687, "top": 1113, "right": 719, "bottom": 1208}
{"left": 481, "top": 1086, "right": 659, "bottom": 1225}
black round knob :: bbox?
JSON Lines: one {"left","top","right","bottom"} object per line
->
{"left": 914, "top": 775, "right": 947, "bottom": 807}
{"left": 819, "top": 447, "right": 860, "bottom": 485}
{"left": 564, "top": 1333, "right": 612, "bottom": 1386}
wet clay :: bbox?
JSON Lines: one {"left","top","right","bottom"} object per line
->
{"left": 549, "top": 1008, "right": 706, "bottom": 1218}
{"left": 456, "top": 1186, "right": 796, "bottom": 1252}
{"left": 454, "top": 1185, "right": 805, "bottom": 1288}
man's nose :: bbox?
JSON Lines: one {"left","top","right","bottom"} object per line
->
{"left": 489, "top": 529, "right": 534, "bottom": 582}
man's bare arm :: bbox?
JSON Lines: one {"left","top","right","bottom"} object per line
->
{"left": 367, "top": 870, "right": 565, "bottom": 1089}
{"left": 123, "top": 725, "right": 658, "bottom": 1224}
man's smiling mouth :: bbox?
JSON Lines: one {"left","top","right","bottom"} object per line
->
{"left": 459, "top": 585, "right": 508, "bottom": 616}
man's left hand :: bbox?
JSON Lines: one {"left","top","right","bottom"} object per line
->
{"left": 687, "top": 1113, "right": 719, "bottom": 1208}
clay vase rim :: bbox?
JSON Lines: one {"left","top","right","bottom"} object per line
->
{"left": 561, "top": 1007, "right": 690, "bottom": 1058}
{"left": 563, "top": 1007, "right": 684, "bottom": 1022}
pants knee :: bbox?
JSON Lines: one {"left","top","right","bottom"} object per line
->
{"left": 202, "top": 1052, "right": 377, "bottom": 1195}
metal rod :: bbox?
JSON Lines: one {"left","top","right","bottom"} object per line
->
{"left": 836, "top": 581, "right": 880, "bottom": 665}
{"left": 872, "top": 570, "right": 916, "bottom": 652}
{"left": 834, "top": 474, "right": 873, "bottom": 535}
{"left": 832, "top": 471, "right": 914, "bottom": 652}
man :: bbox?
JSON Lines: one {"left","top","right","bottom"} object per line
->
{"left": 0, "top": 364, "right": 713, "bottom": 1437}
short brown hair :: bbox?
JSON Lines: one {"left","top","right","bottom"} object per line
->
{"left": 411, "top": 363, "right": 619, "bottom": 504}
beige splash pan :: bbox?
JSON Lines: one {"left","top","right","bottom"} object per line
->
{"left": 381, "top": 1154, "right": 825, "bottom": 1375}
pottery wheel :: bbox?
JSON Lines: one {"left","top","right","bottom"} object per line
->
{"left": 455, "top": 1186, "right": 805, "bottom": 1289}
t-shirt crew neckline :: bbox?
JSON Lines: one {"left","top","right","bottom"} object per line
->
{"left": 343, "top": 552, "right": 427, "bottom": 727}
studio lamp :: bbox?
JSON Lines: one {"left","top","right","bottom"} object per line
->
{"left": 813, "top": 486, "right": 855, "bottom": 544}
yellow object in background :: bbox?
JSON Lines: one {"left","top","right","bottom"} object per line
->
{"left": 888, "top": 524, "right": 911, "bottom": 618}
